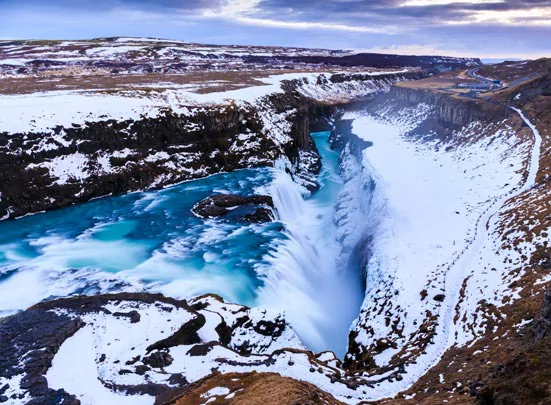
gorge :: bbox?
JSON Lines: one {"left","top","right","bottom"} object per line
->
{"left": 1, "top": 38, "right": 551, "bottom": 405}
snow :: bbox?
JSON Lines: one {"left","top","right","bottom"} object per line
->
{"left": 202, "top": 387, "right": 230, "bottom": 398}
{"left": 0, "top": 91, "right": 161, "bottom": 135}
{"left": 0, "top": 70, "right": 405, "bottom": 136}
{"left": 0, "top": 375, "right": 28, "bottom": 405}
{"left": 46, "top": 326, "right": 155, "bottom": 405}
{"left": 28, "top": 153, "right": 90, "bottom": 184}
{"left": 343, "top": 103, "right": 541, "bottom": 398}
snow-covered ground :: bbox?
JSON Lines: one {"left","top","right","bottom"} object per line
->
{"left": 2, "top": 97, "right": 542, "bottom": 404}
{"left": 0, "top": 71, "right": 405, "bottom": 135}
{"left": 0, "top": 70, "right": 406, "bottom": 202}
{"left": 344, "top": 103, "right": 540, "bottom": 398}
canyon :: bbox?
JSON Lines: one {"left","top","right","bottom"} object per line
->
{"left": 1, "top": 39, "right": 551, "bottom": 405}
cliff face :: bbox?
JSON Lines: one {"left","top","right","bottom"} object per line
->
{"left": 0, "top": 104, "right": 277, "bottom": 219}
{"left": 0, "top": 71, "right": 414, "bottom": 220}
{"left": 385, "top": 85, "right": 512, "bottom": 130}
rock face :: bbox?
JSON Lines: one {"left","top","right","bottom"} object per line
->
{"left": 192, "top": 194, "right": 275, "bottom": 223}
{"left": 384, "top": 85, "right": 513, "bottom": 132}
{"left": 0, "top": 68, "right": 429, "bottom": 220}
{"left": 0, "top": 104, "right": 280, "bottom": 219}
{"left": 0, "top": 304, "right": 83, "bottom": 404}
{"left": 532, "top": 290, "right": 551, "bottom": 342}
{"left": 0, "top": 293, "right": 344, "bottom": 404}
{"left": 470, "top": 291, "right": 551, "bottom": 405}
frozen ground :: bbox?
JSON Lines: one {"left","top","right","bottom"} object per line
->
{"left": 344, "top": 103, "right": 541, "bottom": 397}
{"left": 0, "top": 70, "right": 406, "bottom": 135}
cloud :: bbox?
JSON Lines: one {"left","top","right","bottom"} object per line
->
{"left": 447, "top": 5, "right": 551, "bottom": 26}
{"left": 0, "top": 0, "right": 549, "bottom": 58}
{"left": 199, "top": 0, "right": 394, "bottom": 33}
{"left": 223, "top": 15, "right": 394, "bottom": 33}
{"left": 400, "top": 0, "right": 504, "bottom": 6}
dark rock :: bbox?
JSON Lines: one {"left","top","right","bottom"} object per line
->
{"left": 215, "top": 320, "right": 232, "bottom": 345}
{"left": 125, "top": 355, "right": 141, "bottom": 366}
{"left": 134, "top": 365, "right": 150, "bottom": 376}
{"left": 20, "top": 375, "right": 47, "bottom": 392}
{"left": 146, "top": 314, "right": 206, "bottom": 351}
{"left": 143, "top": 351, "right": 174, "bottom": 368}
{"left": 113, "top": 310, "right": 141, "bottom": 323}
{"left": 343, "top": 330, "right": 376, "bottom": 372}
{"left": 187, "top": 343, "right": 217, "bottom": 357}
{"left": 532, "top": 290, "right": 551, "bottom": 341}
{"left": 243, "top": 207, "right": 274, "bottom": 223}
{"left": 0, "top": 305, "right": 84, "bottom": 404}
{"left": 433, "top": 294, "right": 446, "bottom": 302}
{"left": 24, "top": 389, "right": 80, "bottom": 405}
{"left": 168, "top": 374, "right": 189, "bottom": 386}
{"left": 470, "top": 380, "right": 483, "bottom": 396}
{"left": 253, "top": 318, "right": 285, "bottom": 337}
{"left": 192, "top": 194, "right": 275, "bottom": 223}
{"left": 374, "top": 338, "right": 396, "bottom": 353}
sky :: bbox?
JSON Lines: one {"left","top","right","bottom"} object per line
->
{"left": 0, "top": 0, "right": 550, "bottom": 59}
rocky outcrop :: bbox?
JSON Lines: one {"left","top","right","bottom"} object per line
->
{"left": 0, "top": 104, "right": 282, "bottom": 219}
{"left": 383, "top": 85, "right": 513, "bottom": 133}
{"left": 0, "top": 293, "right": 329, "bottom": 404}
{"left": 329, "top": 118, "right": 372, "bottom": 159}
{"left": 532, "top": 290, "right": 551, "bottom": 342}
{"left": 0, "top": 305, "right": 83, "bottom": 404}
{"left": 245, "top": 53, "right": 481, "bottom": 72}
{"left": 192, "top": 194, "right": 275, "bottom": 223}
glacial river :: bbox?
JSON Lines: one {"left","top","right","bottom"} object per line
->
{"left": 0, "top": 131, "right": 364, "bottom": 356}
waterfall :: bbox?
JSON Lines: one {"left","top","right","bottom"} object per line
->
{"left": 255, "top": 141, "right": 365, "bottom": 357}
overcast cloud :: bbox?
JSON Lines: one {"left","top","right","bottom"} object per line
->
{"left": 0, "top": 0, "right": 549, "bottom": 58}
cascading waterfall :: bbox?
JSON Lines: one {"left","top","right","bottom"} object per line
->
{"left": 0, "top": 130, "right": 370, "bottom": 358}
{"left": 255, "top": 133, "right": 365, "bottom": 357}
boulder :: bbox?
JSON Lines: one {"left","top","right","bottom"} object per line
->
{"left": 192, "top": 194, "right": 275, "bottom": 223}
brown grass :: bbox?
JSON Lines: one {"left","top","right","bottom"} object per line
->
{"left": 159, "top": 372, "right": 345, "bottom": 405}
{"left": 0, "top": 70, "right": 303, "bottom": 95}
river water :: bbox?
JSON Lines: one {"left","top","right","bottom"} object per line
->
{"left": 0, "top": 131, "right": 364, "bottom": 356}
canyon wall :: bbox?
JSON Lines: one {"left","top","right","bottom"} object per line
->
{"left": 0, "top": 72, "right": 420, "bottom": 220}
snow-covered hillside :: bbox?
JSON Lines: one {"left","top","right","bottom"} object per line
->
{"left": 0, "top": 37, "right": 479, "bottom": 79}
{"left": 342, "top": 101, "right": 543, "bottom": 397}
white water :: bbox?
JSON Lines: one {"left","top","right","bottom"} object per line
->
{"left": 0, "top": 131, "right": 366, "bottom": 357}
{"left": 256, "top": 134, "right": 365, "bottom": 357}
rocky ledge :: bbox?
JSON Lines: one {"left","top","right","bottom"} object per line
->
{"left": 0, "top": 70, "right": 426, "bottom": 221}
{"left": 192, "top": 194, "right": 275, "bottom": 223}
{"left": 0, "top": 293, "right": 364, "bottom": 405}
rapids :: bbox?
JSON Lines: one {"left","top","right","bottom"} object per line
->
{"left": 0, "top": 131, "right": 366, "bottom": 356}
